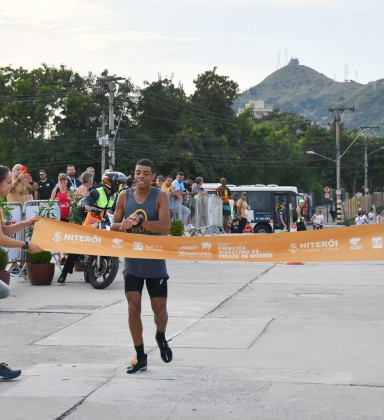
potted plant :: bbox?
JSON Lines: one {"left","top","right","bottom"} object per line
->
{"left": 25, "top": 200, "right": 57, "bottom": 284}
{"left": 26, "top": 250, "right": 54, "bottom": 285}
{"left": 0, "top": 247, "right": 10, "bottom": 285}
{"left": 170, "top": 219, "right": 185, "bottom": 236}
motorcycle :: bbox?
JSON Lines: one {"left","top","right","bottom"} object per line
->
{"left": 79, "top": 214, "right": 120, "bottom": 290}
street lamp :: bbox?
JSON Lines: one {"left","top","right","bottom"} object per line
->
{"left": 306, "top": 150, "right": 335, "bottom": 163}
{"left": 109, "top": 102, "right": 128, "bottom": 171}
{"left": 364, "top": 145, "right": 384, "bottom": 195}
{"left": 306, "top": 127, "right": 374, "bottom": 225}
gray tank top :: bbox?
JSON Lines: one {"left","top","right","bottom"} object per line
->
{"left": 123, "top": 187, "right": 168, "bottom": 278}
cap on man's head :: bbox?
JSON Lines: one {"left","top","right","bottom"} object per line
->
{"left": 58, "top": 173, "right": 67, "bottom": 180}
{"left": 358, "top": 208, "right": 362, "bottom": 211}
{"left": 299, "top": 199, "right": 305, "bottom": 204}
{"left": 156, "top": 175, "right": 165, "bottom": 181}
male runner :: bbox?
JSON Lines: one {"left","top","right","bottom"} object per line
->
{"left": 111, "top": 158, "right": 172, "bottom": 373}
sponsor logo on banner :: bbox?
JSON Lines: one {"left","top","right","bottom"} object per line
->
{"left": 52, "top": 231, "right": 101, "bottom": 246}
{"left": 53, "top": 231, "right": 63, "bottom": 242}
{"left": 372, "top": 237, "right": 383, "bottom": 249}
{"left": 350, "top": 237, "right": 362, "bottom": 250}
{"left": 112, "top": 238, "right": 124, "bottom": 249}
{"left": 179, "top": 245, "right": 199, "bottom": 251}
{"left": 201, "top": 241, "right": 212, "bottom": 250}
{"left": 133, "top": 241, "right": 162, "bottom": 252}
{"left": 178, "top": 242, "right": 213, "bottom": 258}
{"left": 218, "top": 243, "right": 273, "bottom": 259}
{"left": 145, "top": 244, "right": 163, "bottom": 252}
{"left": 300, "top": 239, "right": 338, "bottom": 253}
{"left": 133, "top": 242, "right": 145, "bottom": 251}
{"left": 289, "top": 240, "right": 338, "bottom": 254}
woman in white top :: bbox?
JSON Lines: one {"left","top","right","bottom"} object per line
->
{"left": 311, "top": 209, "right": 324, "bottom": 230}
{"left": 355, "top": 212, "right": 365, "bottom": 226}
{"left": 367, "top": 208, "right": 375, "bottom": 224}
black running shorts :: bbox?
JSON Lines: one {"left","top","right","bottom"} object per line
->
{"left": 124, "top": 274, "right": 169, "bottom": 298}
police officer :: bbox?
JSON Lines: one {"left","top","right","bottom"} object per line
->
{"left": 82, "top": 171, "right": 127, "bottom": 227}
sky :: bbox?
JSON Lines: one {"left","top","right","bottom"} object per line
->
{"left": 1, "top": 0, "right": 383, "bottom": 95}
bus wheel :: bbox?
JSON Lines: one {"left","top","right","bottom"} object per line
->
{"left": 254, "top": 224, "right": 272, "bottom": 234}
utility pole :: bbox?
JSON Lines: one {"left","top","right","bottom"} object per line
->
{"left": 96, "top": 110, "right": 108, "bottom": 175}
{"left": 364, "top": 138, "right": 368, "bottom": 196}
{"left": 360, "top": 126, "right": 379, "bottom": 196}
{"left": 108, "top": 81, "right": 116, "bottom": 171}
{"left": 100, "top": 110, "right": 108, "bottom": 174}
{"left": 97, "top": 76, "right": 125, "bottom": 172}
{"left": 329, "top": 106, "right": 355, "bottom": 225}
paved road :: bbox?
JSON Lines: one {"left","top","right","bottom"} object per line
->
{"left": 1, "top": 257, "right": 384, "bottom": 419}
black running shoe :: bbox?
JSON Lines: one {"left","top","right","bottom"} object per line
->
{"left": 57, "top": 273, "right": 66, "bottom": 283}
{"left": 127, "top": 356, "right": 147, "bottom": 374}
{"left": 0, "top": 363, "right": 21, "bottom": 381}
{"left": 156, "top": 336, "right": 173, "bottom": 363}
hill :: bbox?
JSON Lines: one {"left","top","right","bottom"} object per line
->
{"left": 234, "top": 59, "right": 384, "bottom": 129}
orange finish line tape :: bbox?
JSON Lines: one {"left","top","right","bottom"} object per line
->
{"left": 32, "top": 218, "right": 384, "bottom": 263}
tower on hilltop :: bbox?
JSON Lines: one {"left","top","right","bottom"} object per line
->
{"left": 289, "top": 58, "right": 300, "bottom": 65}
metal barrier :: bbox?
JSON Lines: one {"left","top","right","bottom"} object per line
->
{"left": 1, "top": 202, "right": 23, "bottom": 263}
{"left": 1, "top": 200, "right": 61, "bottom": 277}
{"left": 24, "top": 200, "right": 61, "bottom": 241}
{"left": 172, "top": 194, "right": 224, "bottom": 235}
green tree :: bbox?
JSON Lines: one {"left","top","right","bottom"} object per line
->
{"left": 190, "top": 67, "right": 239, "bottom": 137}
{"left": 136, "top": 78, "right": 186, "bottom": 139}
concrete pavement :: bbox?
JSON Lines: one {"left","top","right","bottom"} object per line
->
{"left": 1, "top": 257, "right": 384, "bottom": 419}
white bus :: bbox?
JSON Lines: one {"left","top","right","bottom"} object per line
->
{"left": 203, "top": 184, "right": 298, "bottom": 233}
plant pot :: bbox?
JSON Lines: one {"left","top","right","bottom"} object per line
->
{"left": 26, "top": 262, "right": 55, "bottom": 286}
{"left": 74, "top": 262, "right": 86, "bottom": 272}
{"left": 0, "top": 269, "right": 10, "bottom": 285}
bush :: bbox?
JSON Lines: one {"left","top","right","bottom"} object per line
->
{"left": 170, "top": 219, "right": 184, "bottom": 236}
{"left": 69, "top": 193, "right": 84, "bottom": 225}
{"left": 26, "top": 251, "right": 52, "bottom": 264}
{"left": 0, "top": 247, "right": 9, "bottom": 270}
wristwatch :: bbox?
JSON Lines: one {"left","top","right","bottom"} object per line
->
{"left": 136, "top": 215, "right": 144, "bottom": 226}
{"left": 21, "top": 241, "right": 29, "bottom": 250}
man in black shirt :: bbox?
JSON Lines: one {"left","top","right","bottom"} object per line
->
{"left": 34, "top": 169, "right": 55, "bottom": 200}
{"left": 66, "top": 164, "right": 81, "bottom": 192}
{"left": 183, "top": 175, "right": 195, "bottom": 192}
